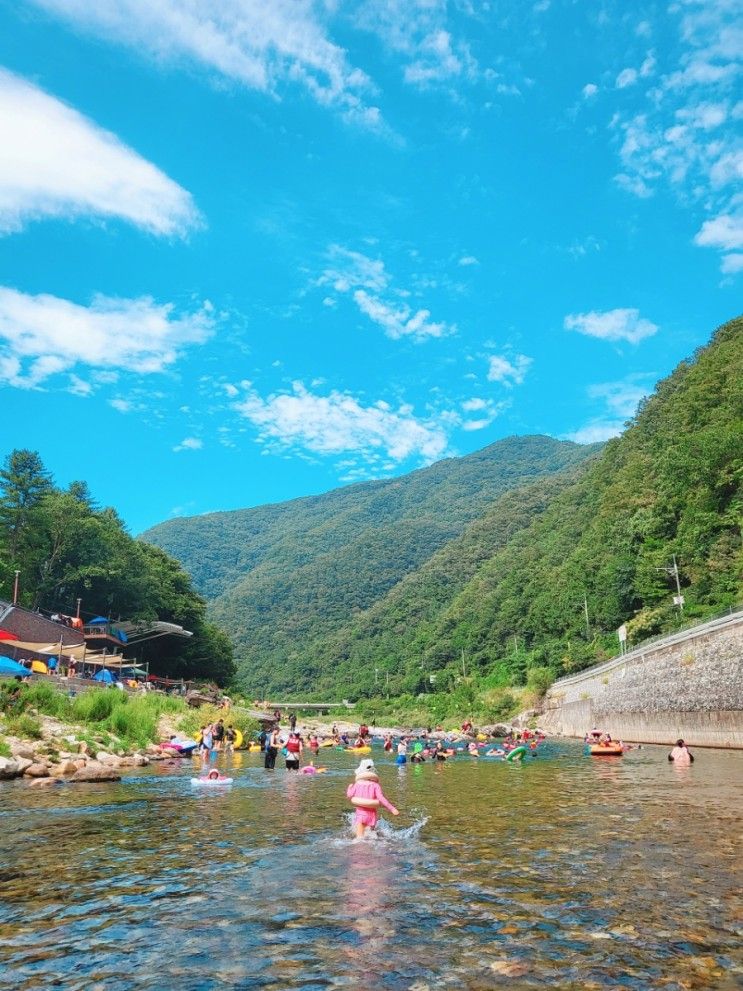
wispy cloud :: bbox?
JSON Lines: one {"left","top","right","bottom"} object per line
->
{"left": 486, "top": 353, "right": 532, "bottom": 386}
{"left": 173, "top": 437, "right": 203, "bottom": 452}
{"left": 564, "top": 374, "right": 653, "bottom": 444}
{"left": 31, "top": 0, "right": 383, "bottom": 130}
{"left": 564, "top": 308, "right": 658, "bottom": 344}
{"left": 610, "top": 0, "right": 742, "bottom": 272}
{"left": 459, "top": 396, "right": 507, "bottom": 431}
{"left": 0, "top": 287, "right": 214, "bottom": 390}
{"left": 354, "top": 1, "right": 478, "bottom": 90}
{"left": 0, "top": 68, "right": 200, "bottom": 236}
{"left": 458, "top": 255, "right": 480, "bottom": 266}
{"left": 319, "top": 245, "right": 454, "bottom": 341}
{"left": 234, "top": 380, "right": 449, "bottom": 466}
{"left": 582, "top": 83, "right": 598, "bottom": 99}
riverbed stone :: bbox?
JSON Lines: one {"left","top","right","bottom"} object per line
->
{"left": 14, "top": 757, "right": 33, "bottom": 774}
{"left": 70, "top": 765, "right": 121, "bottom": 783}
{"left": 28, "top": 777, "right": 63, "bottom": 788}
{"left": 52, "top": 759, "right": 78, "bottom": 776}
{"left": 24, "top": 763, "right": 50, "bottom": 778}
{"left": 10, "top": 743, "right": 36, "bottom": 761}
{"left": 95, "top": 751, "right": 122, "bottom": 767}
{"left": 0, "top": 757, "right": 22, "bottom": 779}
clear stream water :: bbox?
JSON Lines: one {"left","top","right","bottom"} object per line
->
{"left": 0, "top": 741, "right": 741, "bottom": 991}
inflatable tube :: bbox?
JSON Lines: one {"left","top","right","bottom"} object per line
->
{"left": 589, "top": 744, "right": 623, "bottom": 756}
{"left": 505, "top": 746, "right": 527, "bottom": 762}
{"left": 395, "top": 755, "right": 407, "bottom": 765}
{"left": 233, "top": 729, "right": 244, "bottom": 750}
{"left": 351, "top": 796, "right": 380, "bottom": 809}
{"left": 320, "top": 739, "right": 335, "bottom": 748}
{"left": 191, "top": 776, "right": 233, "bottom": 786}
{"left": 247, "top": 743, "right": 261, "bottom": 752}
{"left": 346, "top": 746, "right": 371, "bottom": 754}
{"left": 476, "top": 733, "right": 488, "bottom": 741}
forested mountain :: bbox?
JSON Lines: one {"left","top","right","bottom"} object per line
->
{"left": 304, "top": 314, "right": 742, "bottom": 701}
{"left": 143, "top": 436, "right": 599, "bottom": 692}
{"left": 0, "top": 455, "right": 234, "bottom": 684}
{"left": 143, "top": 315, "right": 741, "bottom": 703}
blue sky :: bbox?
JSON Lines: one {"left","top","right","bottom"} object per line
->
{"left": 0, "top": 0, "right": 740, "bottom": 534}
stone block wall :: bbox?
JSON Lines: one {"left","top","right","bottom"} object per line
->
{"left": 541, "top": 613, "right": 743, "bottom": 748}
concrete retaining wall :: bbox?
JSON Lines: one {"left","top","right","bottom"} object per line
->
{"left": 541, "top": 612, "right": 743, "bottom": 748}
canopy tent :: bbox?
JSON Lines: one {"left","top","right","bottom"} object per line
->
{"left": 0, "top": 656, "right": 32, "bottom": 677}
{"left": 0, "top": 628, "right": 16, "bottom": 641}
{"left": 88, "top": 616, "right": 110, "bottom": 626}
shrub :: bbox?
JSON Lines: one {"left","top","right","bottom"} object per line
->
{"left": 484, "top": 690, "right": 517, "bottom": 722}
{"left": 0, "top": 737, "right": 11, "bottom": 758}
{"left": 526, "top": 667, "right": 555, "bottom": 699}
{"left": 9, "top": 714, "right": 43, "bottom": 739}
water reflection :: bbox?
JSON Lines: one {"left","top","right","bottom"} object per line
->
{"left": 0, "top": 742, "right": 741, "bottom": 990}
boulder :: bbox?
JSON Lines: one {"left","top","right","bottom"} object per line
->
{"left": 24, "top": 763, "right": 50, "bottom": 778}
{"left": 95, "top": 751, "right": 122, "bottom": 767}
{"left": 52, "top": 759, "right": 78, "bottom": 777}
{"left": 28, "top": 777, "right": 63, "bottom": 788}
{"left": 134, "top": 754, "right": 149, "bottom": 767}
{"left": 10, "top": 743, "right": 36, "bottom": 761}
{"left": 73, "top": 758, "right": 87, "bottom": 770}
{"left": 0, "top": 756, "right": 22, "bottom": 780}
{"left": 70, "top": 766, "right": 121, "bottom": 783}
{"left": 14, "top": 757, "right": 33, "bottom": 774}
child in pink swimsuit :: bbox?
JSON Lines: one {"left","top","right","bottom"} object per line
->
{"left": 346, "top": 759, "right": 399, "bottom": 839}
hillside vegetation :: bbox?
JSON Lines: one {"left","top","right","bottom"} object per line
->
{"left": 143, "top": 436, "right": 599, "bottom": 694}
{"left": 0, "top": 456, "right": 234, "bottom": 684}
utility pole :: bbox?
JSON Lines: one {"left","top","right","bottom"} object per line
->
{"left": 76, "top": 597, "right": 82, "bottom": 619}
{"left": 657, "top": 556, "right": 684, "bottom": 615}
{"left": 583, "top": 594, "right": 591, "bottom": 638}
{"left": 461, "top": 648, "right": 466, "bottom": 678}
{"left": 12, "top": 570, "right": 20, "bottom": 606}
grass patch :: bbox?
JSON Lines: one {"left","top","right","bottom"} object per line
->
{"left": 7, "top": 714, "right": 43, "bottom": 740}
{"left": 0, "top": 737, "right": 11, "bottom": 758}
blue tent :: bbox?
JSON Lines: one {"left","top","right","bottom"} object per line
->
{"left": 93, "top": 668, "right": 114, "bottom": 684}
{"left": 89, "top": 616, "right": 109, "bottom": 626}
{"left": 0, "top": 656, "right": 32, "bottom": 677}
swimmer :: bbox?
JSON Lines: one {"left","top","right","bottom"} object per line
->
{"left": 668, "top": 739, "right": 694, "bottom": 765}
{"left": 207, "top": 769, "right": 221, "bottom": 780}
{"left": 346, "top": 759, "right": 399, "bottom": 840}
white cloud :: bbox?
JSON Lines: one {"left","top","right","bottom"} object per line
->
{"left": 319, "top": 245, "right": 454, "bottom": 342}
{"left": 582, "top": 83, "right": 598, "bottom": 99}
{"left": 173, "top": 437, "right": 203, "bottom": 452}
{"left": 31, "top": 0, "right": 382, "bottom": 129}
{"left": 564, "top": 420, "right": 625, "bottom": 444}
{"left": 720, "top": 252, "right": 743, "bottom": 274}
{"left": 694, "top": 211, "right": 743, "bottom": 251}
{"left": 235, "top": 381, "right": 448, "bottom": 465}
{"left": 616, "top": 68, "right": 638, "bottom": 89}
{"left": 486, "top": 353, "right": 532, "bottom": 387}
{"left": 565, "top": 374, "right": 653, "bottom": 444}
{"left": 610, "top": 1, "right": 742, "bottom": 272}
{"left": 461, "top": 397, "right": 488, "bottom": 412}
{"left": 354, "top": 1, "right": 478, "bottom": 90}
{"left": 109, "top": 398, "right": 132, "bottom": 413}
{"left": 0, "top": 68, "right": 199, "bottom": 236}
{"left": 458, "top": 255, "right": 480, "bottom": 266}
{"left": 564, "top": 308, "right": 658, "bottom": 344}
{"left": 0, "top": 286, "right": 214, "bottom": 390}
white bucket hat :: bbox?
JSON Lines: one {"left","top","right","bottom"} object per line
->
{"left": 355, "top": 758, "right": 376, "bottom": 776}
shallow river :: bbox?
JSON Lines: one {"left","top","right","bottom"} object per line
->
{"left": 1, "top": 741, "right": 741, "bottom": 991}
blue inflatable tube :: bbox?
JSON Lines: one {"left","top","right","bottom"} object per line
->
{"left": 395, "top": 754, "right": 407, "bottom": 765}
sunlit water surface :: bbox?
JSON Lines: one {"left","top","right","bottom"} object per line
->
{"left": 1, "top": 741, "right": 741, "bottom": 990}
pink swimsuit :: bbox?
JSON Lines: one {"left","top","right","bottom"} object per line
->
{"left": 346, "top": 780, "right": 398, "bottom": 826}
